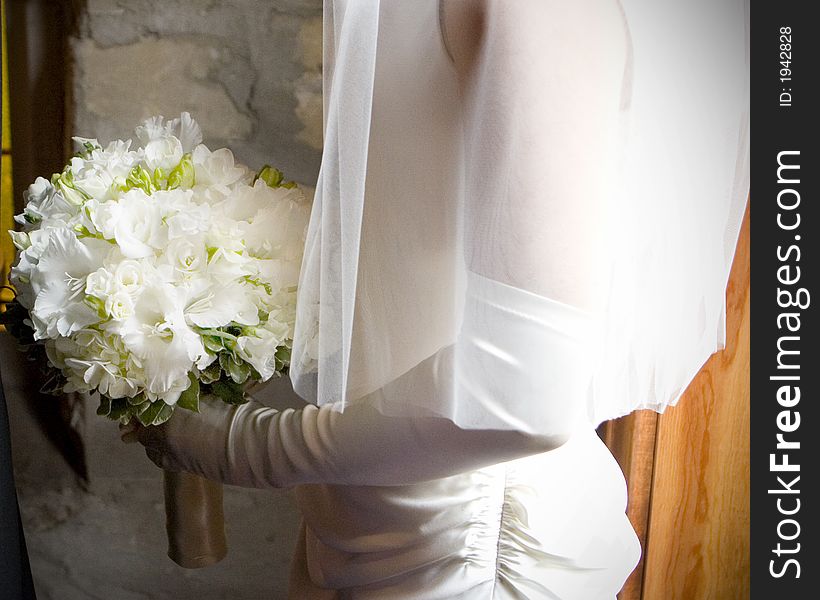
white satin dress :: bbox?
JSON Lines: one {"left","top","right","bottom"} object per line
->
{"left": 284, "top": 1, "right": 641, "bottom": 597}
{"left": 289, "top": 427, "right": 640, "bottom": 599}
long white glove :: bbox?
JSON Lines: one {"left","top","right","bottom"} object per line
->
{"left": 135, "top": 388, "right": 572, "bottom": 489}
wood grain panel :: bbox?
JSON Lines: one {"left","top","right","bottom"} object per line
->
{"left": 599, "top": 410, "right": 658, "bottom": 600}
{"left": 641, "top": 203, "right": 750, "bottom": 600}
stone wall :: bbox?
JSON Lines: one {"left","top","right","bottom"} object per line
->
{"left": 71, "top": 0, "right": 323, "bottom": 185}
{"left": 10, "top": 2, "right": 324, "bottom": 598}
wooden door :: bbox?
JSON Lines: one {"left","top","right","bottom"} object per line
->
{"left": 600, "top": 202, "right": 750, "bottom": 599}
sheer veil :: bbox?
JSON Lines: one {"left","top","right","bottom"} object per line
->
{"left": 290, "top": 0, "right": 750, "bottom": 432}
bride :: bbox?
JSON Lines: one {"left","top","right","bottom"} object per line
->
{"left": 130, "top": 0, "right": 749, "bottom": 598}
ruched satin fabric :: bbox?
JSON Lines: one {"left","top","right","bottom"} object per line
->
{"left": 288, "top": 427, "right": 640, "bottom": 599}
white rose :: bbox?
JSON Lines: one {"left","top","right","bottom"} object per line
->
{"left": 69, "top": 156, "right": 116, "bottom": 200}
{"left": 162, "top": 235, "right": 208, "bottom": 279}
{"left": 105, "top": 290, "right": 135, "bottom": 321}
{"left": 86, "top": 267, "right": 115, "bottom": 296}
{"left": 113, "top": 259, "right": 148, "bottom": 290}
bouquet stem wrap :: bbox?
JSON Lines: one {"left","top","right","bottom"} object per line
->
{"left": 163, "top": 470, "right": 227, "bottom": 568}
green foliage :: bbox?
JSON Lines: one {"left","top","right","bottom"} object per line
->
{"left": 136, "top": 399, "right": 174, "bottom": 426}
{"left": 119, "top": 165, "right": 157, "bottom": 195}
{"left": 211, "top": 379, "right": 246, "bottom": 405}
{"left": 97, "top": 396, "right": 131, "bottom": 421}
{"left": 73, "top": 141, "right": 101, "bottom": 160}
{"left": 199, "top": 361, "right": 222, "bottom": 384}
{"left": 167, "top": 154, "right": 195, "bottom": 190}
{"left": 219, "top": 351, "right": 250, "bottom": 384}
{"left": 176, "top": 373, "right": 200, "bottom": 413}
{"left": 255, "top": 165, "right": 297, "bottom": 189}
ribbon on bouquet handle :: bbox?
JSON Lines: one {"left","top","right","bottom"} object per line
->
{"left": 120, "top": 406, "right": 228, "bottom": 568}
{"left": 163, "top": 469, "right": 227, "bottom": 568}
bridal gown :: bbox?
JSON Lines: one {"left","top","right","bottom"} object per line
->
{"left": 286, "top": 426, "right": 639, "bottom": 599}
{"left": 284, "top": 1, "right": 639, "bottom": 597}
{"left": 149, "top": 0, "right": 748, "bottom": 597}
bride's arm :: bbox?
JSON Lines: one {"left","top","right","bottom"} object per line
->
{"left": 136, "top": 0, "right": 628, "bottom": 488}
{"left": 138, "top": 392, "right": 566, "bottom": 488}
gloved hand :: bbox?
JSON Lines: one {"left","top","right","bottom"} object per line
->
{"left": 121, "top": 395, "right": 239, "bottom": 480}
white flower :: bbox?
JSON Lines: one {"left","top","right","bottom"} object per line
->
{"left": 113, "top": 258, "right": 149, "bottom": 290}
{"left": 215, "top": 179, "right": 274, "bottom": 222}
{"left": 120, "top": 283, "right": 206, "bottom": 404}
{"left": 170, "top": 112, "right": 203, "bottom": 153}
{"left": 69, "top": 137, "right": 141, "bottom": 202}
{"left": 28, "top": 229, "right": 109, "bottom": 339}
{"left": 85, "top": 267, "right": 114, "bottom": 299}
{"left": 235, "top": 319, "right": 290, "bottom": 380}
{"left": 9, "top": 230, "right": 30, "bottom": 251}
{"left": 15, "top": 178, "right": 78, "bottom": 230}
{"left": 255, "top": 258, "right": 301, "bottom": 294}
{"left": 144, "top": 136, "right": 184, "bottom": 172}
{"left": 192, "top": 145, "right": 248, "bottom": 188}
{"left": 69, "top": 156, "right": 116, "bottom": 200}
{"left": 185, "top": 280, "right": 260, "bottom": 329}
{"left": 93, "top": 189, "right": 166, "bottom": 258}
{"left": 48, "top": 331, "right": 141, "bottom": 399}
{"left": 22, "top": 176, "right": 53, "bottom": 205}
{"left": 206, "top": 246, "right": 256, "bottom": 283}
{"left": 135, "top": 112, "right": 202, "bottom": 153}
{"left": 9, "top": 228, "right": 54, "bottom": 309}
{"left": 161, "top": 235, "right": 208, "bottom": 280}
{"left": 105, "top": 290, "right": 135, "bottom": 321}
{"left": 155, "top": 188, "right": 211, "bottom": 239}
{"left": 242, "top": 191, "right": 310, "bottom": 260}
{"left": 235, "top": 333, "right": 278, "bottom": 379}
{"left": 71, "top": 136, "right": 100, "bottom": 151}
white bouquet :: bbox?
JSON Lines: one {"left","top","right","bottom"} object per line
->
{"left": 4, "top": 112, "right": 310, "bottom": 426}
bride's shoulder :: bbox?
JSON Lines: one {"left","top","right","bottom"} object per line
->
{"left": 440, "top": 0, "right": 627, "bottom": 75}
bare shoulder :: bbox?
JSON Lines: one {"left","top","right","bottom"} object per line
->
{"left": 439, "top": 0, "right": 487, "bottom": 71}
{"left": 441, "top": 0, "right": 628, "bottom": 75}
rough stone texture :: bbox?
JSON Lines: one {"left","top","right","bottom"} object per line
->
{"left": 74, "top": 37, "right": 255, "bottom": 143}
{"left": 71, "top": 0, "right": 324, "bottom": 185}
{"left": 8, "top": 2, "right": 326, "bottom": 597}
